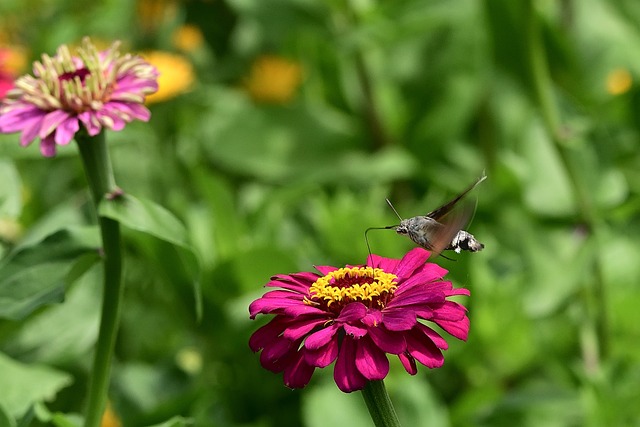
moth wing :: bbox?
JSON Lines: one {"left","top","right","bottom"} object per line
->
{"left": 426, "top": 202, "right": 476, "bottom": 259}
{"left": 426, "top": 173, "right": 486, "bottom": 221}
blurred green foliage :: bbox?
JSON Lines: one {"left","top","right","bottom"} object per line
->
{"left": 1, "top": 0, "right": 640, "bottom": 426}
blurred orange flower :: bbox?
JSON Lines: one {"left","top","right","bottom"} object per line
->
{"left": 137, "top": 0, "right": 179, "bottom": 33}
{"left": 142, "top": 51, "right": 195, "bottom": 103}
{"left": 0, "top": 45, "right": 27, "bottom": 98}
{"left": 172, "top": 24, "right": 205, "bottom": 52}
{"left": 100, "top": 402, "right": 122, "bottom": 427}
{"left": 244, "top": 55, "right": 303, "bottom": 104}
{"left": 606, "top": 68, "right": 632, "bottom": 95}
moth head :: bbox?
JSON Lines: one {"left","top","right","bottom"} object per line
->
{"left": 395, "top": 221, "right": 409, "bottom": 235}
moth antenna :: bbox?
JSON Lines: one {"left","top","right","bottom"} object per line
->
{"left": 385, "top": 198, "right": 404, "bottom": 221}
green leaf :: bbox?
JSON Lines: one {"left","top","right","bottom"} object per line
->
{"left": 6, "top": 267, "right": 101, "bottom": 365}
{"left": 31, "top": 402, "right": 82, "bottom": 427}
{"left": 99, "top": 194, "right": 188, "bottom": 248}
{"left": 98, "top": 194, "right": 202, "bottom": 318}
{"left": 0, "top": 160, "right": 22, "bottom": 218}
{"left": 144, "top": 416, "right": 193, "bottom": 427}
{"left": 0, "top": 402, "right": 16, "bottom": 427}
{"left": 0, "top": 227, "right": 101, "bottom": 320}
{"left": 0, "top": 352, "right": 73, "bottom": 418}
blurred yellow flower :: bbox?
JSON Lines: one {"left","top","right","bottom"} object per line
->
{"left": 142, "top": 51, "right": 195, "bottom": 103}
{"left": 100, "top": 402, "right": 121, "bottom": 427}
{"left": 172, "top": 24, "right": 205, "bottom": 52}
{"left": 606, "top": 68, "right": 632, "bottom": 95}
{"left": 244, "top": 55, "right": 303, "bottom": 104}
{"left": 0, "top": 218, "right": 22, "bottom": 242}
{"left": 176, "top": 346, "right": 203, "bottom": 375}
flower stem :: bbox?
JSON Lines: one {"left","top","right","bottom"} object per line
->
{"left": 76, "top": 131, "right": 123, "bottom": 427}
{"left": 361, "top": 380, "right": 402, "bottom": 427}
{"left": 524, "top": 0, "right": 608, "bottom": 368}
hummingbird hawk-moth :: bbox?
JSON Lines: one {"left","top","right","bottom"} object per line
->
{"left": 367, "top": 174, "right": 486, "bottom": 259}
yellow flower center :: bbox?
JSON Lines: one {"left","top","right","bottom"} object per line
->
{"left": 305, "top": 267, "right": 397, "bottom": 312}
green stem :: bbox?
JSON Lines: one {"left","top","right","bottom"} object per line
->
{"left": 524, "top": 0, "right": 608, "bottom": 367}
{"left": 76, "top": 132, "right": 123, "bottom": 427}
{"left": 341, "top": 2, "right": 394, "bottom": 151}
{"left": 361, "top": 380, "right": 402, "bottom": 427}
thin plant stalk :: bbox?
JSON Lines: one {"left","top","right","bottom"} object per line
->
{"left": 523, "top": 0, "right": 608, "bottom": 369}
{"left": 76, "top": 131, "right": 124, "bottom": 427}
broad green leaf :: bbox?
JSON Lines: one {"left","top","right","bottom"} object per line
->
{"left": 0, "top": 227, "right": 100, "bottom": 320}
{"left": 98, "top": 194, "right": 188, "bottom": 248}
{"left": 6, "top": 267, "right": 101, "bottom": 365}
{"left": 98, "top": 194, "right": 201, "bottom": 318}
{"left": 0, "top": 352, "right": 73, "bottom": 418}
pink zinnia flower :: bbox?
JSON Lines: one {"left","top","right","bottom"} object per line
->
{"left": 0, "top": 37, "right": 158, "bottom": 157}
{"left": 249, "top": 248, "right": 470, "bottom": 393}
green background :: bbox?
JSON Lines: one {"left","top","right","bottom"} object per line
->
{"left": 1, "top": 0, "right": 640, "bottom": 426}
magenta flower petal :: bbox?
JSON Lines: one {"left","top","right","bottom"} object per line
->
{"left": 355, "top": 336, "right": 389, "bottom": 381}
{"left": 394, "top": 267, "right": 449, "bottom": 296}
{"left": 249, "top": 294, "right": 307, "bottom": 318}
{"left": 361, "top": 308, "right": 382, "bottom": 327}
{"left": 334, "top": 338, "right": 368, "bottom": 393}
{"left": 0, "top": 37, "right": 158, "bottom": 156}
{"left": 78, "top": 111, "right": 101, "bottom": 136}
{"left": 432, "top": 300, "right": 468, "bottom": 322}
{"left": 386, "top": 286, "right": 445, "bottom": 309}
{"left": 40, "top": 135, "right": 56, "bottom": 157}
{"left": 248, "top": 247, "right": 470, "bottom": 392}
{"left": 0, "top": 104, "right": 42, "bottom": 132}
{"left": 398, "top": 353, "right": 418, "bottom": 375}
{"left": 261, "top": 335, "right": 295, "bottom": 364}
{"left": 283, "top": 318, "right": 326, "bottom": 341}
{"left": 382, "top": 309, "right": 417, "bottom": 331}
{"left": 283, "top": 352, "right": 315, "bottom": 389}
{"left": 55, "top": 117, "right": 80, "bottom": 145}
{"left": 415, "top": 322, "right": 448, "bottom": 349}
{"left": 19, "top": 115, "right": 46, "bottom": 147}
{"left": 282, "top": 304, "right": 329, "bottom": 317}
{"left": 406, "top": 327, "right": 445, "bottom": 368}
{"left": 40, "top": 110, "right": 72, "bottom": 138}
{"left": 368, "top": 325, "right": 406, "bottom": 354}
{"left": 315, "top": 265, "right": 339, "bottom": 275}
{"left": 305, "top": 324, "right": 340, "bottom": 350}
{"left": 266, "top": 273, "right": 316, "bottom": 291}
{"left": 344, "top": 323, "right": 367, "bottom": 338}
{"left": 394, "top": 247, "right": 431, "bottom": 278}
{"left": 249, "top": 316, "right": 291, "bottom": 352}
{"left": 435, "top": 316, "right": 470, "bottom": 341}
{"left": 367, "top": 254, "right": 400, "bottom": 273}
{"left": 336, "top": 302, "right": 367, "bottom": 322}
{"left": 304, "top": 339, "right": 339, "bottom": 368}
